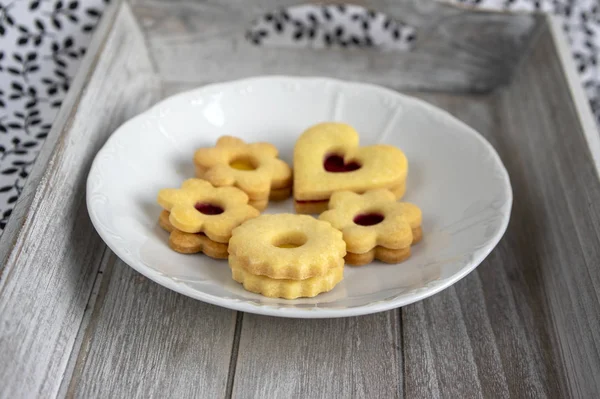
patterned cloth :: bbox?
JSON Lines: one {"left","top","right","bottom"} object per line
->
{"left": 0, "top": 0, "right": 598, "bottom": 234}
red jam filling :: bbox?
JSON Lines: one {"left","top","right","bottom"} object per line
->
{"left": 354, "top": 213, "right": 384, "bottom": 226}
{"left": 195, "top": 202, "right": 224, "bottom": 215}
{"left": 323, "top": 154, "right": 361, "bottom": 173}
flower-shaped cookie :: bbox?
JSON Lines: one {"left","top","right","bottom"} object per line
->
{"left": 319, "top": 189, "right": 422, "bottom": 263}
{"left": 157, "top": 178, "right": 260, "bottom": 243}
{"left": 159, "top": 210, "right": 229, "bottom": 258}
{"left": 194, "top": 136, "right": 292, "bottom": 207}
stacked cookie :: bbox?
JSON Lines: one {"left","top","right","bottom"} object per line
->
{"left": 157, "top": 122, "right": 423, "bottom": 299}
{"left": 293, "top": 122, "right": 408, "bottom": 214}
{"left": 320, "top": 190, "right": 422, "bottom": 266}
{"left": 227, "top": 214, "right": 346, "bottom": 299}
{"left": 194, "top": 136, "right": 292, "bottom": 211}
{"left": 157, "top": 179, "right": 259, "bottom": 257}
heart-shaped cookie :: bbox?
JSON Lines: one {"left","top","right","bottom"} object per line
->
{"left": 294, "top": 122, "right": 408, "bottom": 214}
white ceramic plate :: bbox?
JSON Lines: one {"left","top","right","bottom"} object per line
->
{"left": 87, "top": 76, "right": 512, "bottom": 318}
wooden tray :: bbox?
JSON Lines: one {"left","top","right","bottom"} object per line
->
{"left": 1, "top": 0, "right": 599, "bottom": 397}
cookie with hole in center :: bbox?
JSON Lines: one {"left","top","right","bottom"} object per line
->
{"left": 228, "top": 214, "right": 346, "bottom": 298}
{"left": 319, "top": 189, "right": 422, "bottom": 266}
{"left": 194, "top": 136, "right": 292, "bottom": 211}
{"left": 157, "top": 178, "right": 260, "bottom": 243}
{"left": 294, "top": 122, "right": 407, "bottom": 214}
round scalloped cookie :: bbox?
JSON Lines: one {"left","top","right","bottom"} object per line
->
{"left": 229, "top": 255, "right": 344, "bottom": 299}
{"left": 228, "top": 213, "right": 346, "bottom": 280}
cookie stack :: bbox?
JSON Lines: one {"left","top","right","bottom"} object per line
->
{"left": 194, "top": 136, "right": 292, "bottom": 211}
{"left": 156, "top": 122, "right": 424, "bottom": 299}
{"left": 293, "top": 122, "right": 408, "bottom": 214}
{"left": 157, "top": 179, "right": 259, "bottom": 258}
{"left": 227, "top": 214, "right": 347, "bottom": 299}
{"left": 320, "top": 189, "right": 422, "bottom": 266}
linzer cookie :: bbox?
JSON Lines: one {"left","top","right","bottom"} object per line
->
{"left": 158, "top": 210, "right": 229, "bottom": 258}
{"left": 319, "top": 189, "right": 422, "bottom": 266}
{"left": 294, "top": 122, "right": 407, "bottom": 214}
{"left": 157, "top": 179, "right": 259, "bottom": 251}
{"left": 194, "top": 136, "right": 292, "bottom": 211}
{"left": 228, "top": 213, "right": 346, "bottom": 299}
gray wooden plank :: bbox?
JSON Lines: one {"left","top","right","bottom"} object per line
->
{"left": 402, "top": 93, "right": 538, "bottom": 399}
{"left": 0, "top": 3, "right": 161, "bottom": 398}
{"left": 66, "top": 253, "right": 237, "bottom": 399}
{"left": 132, "top": 0, "right": 541, "bottom": 92}
{"left": 232, "top": 311, "right": 402, "bottom": 399}
{"left": 495, "top": 22, "right": 600, "bottom": 397}
{"left": 402, "top": 20, "right": 600, "bottom": 395}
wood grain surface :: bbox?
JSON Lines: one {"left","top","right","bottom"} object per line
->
{"left": 231, "top": 311, "right": 402, "bottom": 399}
{"left": 0, "top": 3, "right": 160, "bottom": 398}
{"left": 65, "top": 253, "right": 238, "bottom": 398}
{"left": 1, "top": 0, "right": 599, "bottom": 398}
{"left": 132, "top": 0, "right": 541, "bottom": 92}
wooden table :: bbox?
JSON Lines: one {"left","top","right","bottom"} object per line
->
{"left": 1, "top": 1, "right": 600, "bottom": 397}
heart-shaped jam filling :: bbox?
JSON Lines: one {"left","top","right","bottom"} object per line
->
{"left": 195, "top": 202, "right": 224, "bottom": 215}
{"left": 354, "top": 213, "right": 384, "bottom": 226}
{"left": 323, "top": 154, "right": 361, "bottom": 173}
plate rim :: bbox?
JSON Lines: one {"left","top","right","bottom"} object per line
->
{"left": 86, "top": 75, "right": 513, "bottom": 318}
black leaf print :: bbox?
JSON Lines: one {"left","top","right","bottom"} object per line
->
{"left": 30, "top": 1, "right": 40, "bottom": 11}
{"left": 86, "top": 8, "right": 100, "bottom": 17}
{"left": 0, "top": 186, "right": 12, "bottom": 193}
{"left": 383, "top": 18, "right": 392, "bottom": 30}
{"left": 52, "top": 17, "right": 61, "bottom": 29}
{"left": 1, "top": 168, "right": 18, "bottom": 175}
{"left": 69, "top": 1, "right": 79, "bottom": 10}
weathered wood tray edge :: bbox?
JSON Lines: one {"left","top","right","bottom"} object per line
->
{"left": 1, "top": 1, "right": 599, "bottom": 398}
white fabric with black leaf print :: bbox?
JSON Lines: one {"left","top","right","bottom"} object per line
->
{"left": 0, "top": 0, "right": 598, "bottom": 235}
